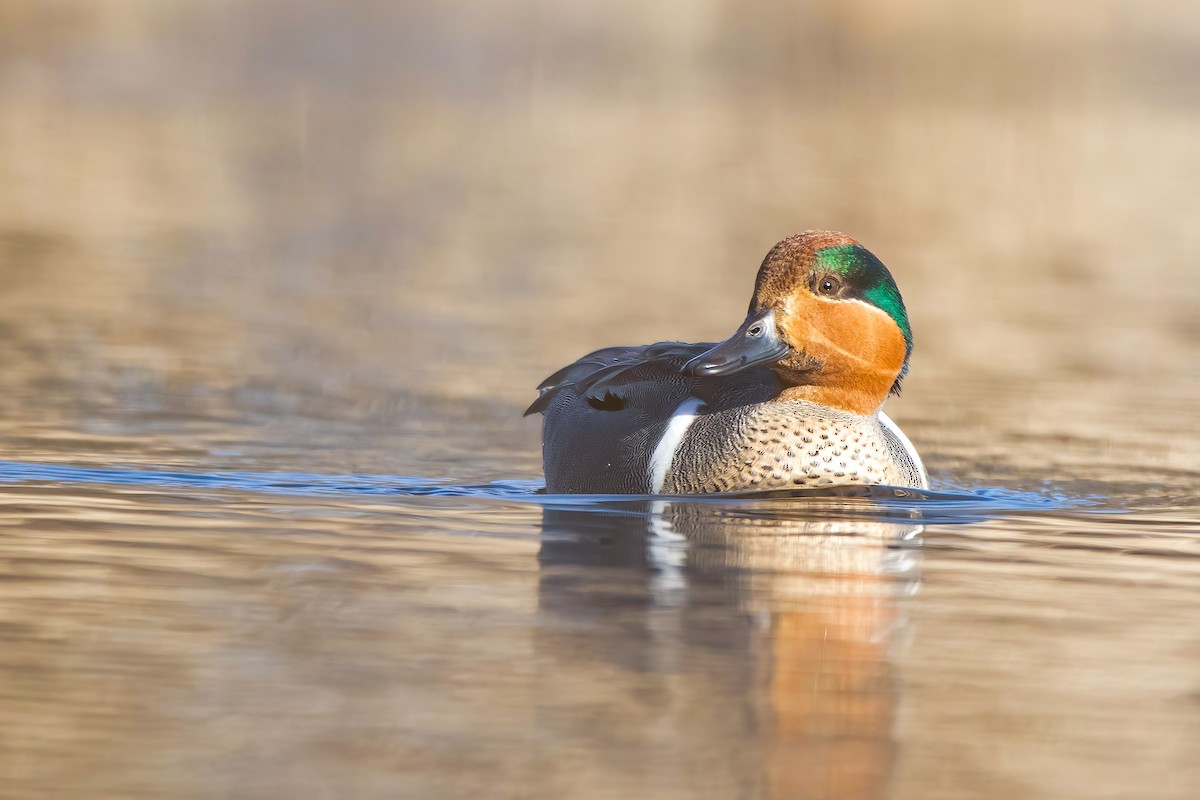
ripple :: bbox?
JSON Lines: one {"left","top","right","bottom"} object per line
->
{"left": 0, "top": 459, "right": 1109, "bottom": 528}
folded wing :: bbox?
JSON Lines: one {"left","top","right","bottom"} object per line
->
{"left": 524, "top": 342, "right": 711, "bottom": 417}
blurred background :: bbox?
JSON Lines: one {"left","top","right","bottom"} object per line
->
{"left": 1, "top": 0, "right": 1197, "bottom": 481}
{"left": 0, "top": 2, "right": 1198, "bottom": 799}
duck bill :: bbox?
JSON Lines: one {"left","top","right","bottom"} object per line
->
{"left": 684, "top": 309, "right": 790, "bottom": 377}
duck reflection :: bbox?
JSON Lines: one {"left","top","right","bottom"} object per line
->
{"left": 537, "top": 493, "right": 921, "bottom": 800}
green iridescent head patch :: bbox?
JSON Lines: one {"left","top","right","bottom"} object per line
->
{"left": 816, "top": 243, "right": 912, "bottom": 390}
{"left": 816, "top": 244, "right": 911, "bottom": 342}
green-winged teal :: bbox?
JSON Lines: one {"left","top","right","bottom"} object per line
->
{"left": 526, "top": 231, "right": 928, "bottom": 494}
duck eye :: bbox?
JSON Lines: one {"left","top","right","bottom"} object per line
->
{"left": 818, "top": 275, "right": 842, "bottom": 296}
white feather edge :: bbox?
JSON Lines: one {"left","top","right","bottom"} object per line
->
{"left": 878, "top": 410, "right": 929, "bottom": 490}
{"left": 648, "top": 397, "right": 706, "bottom": 494}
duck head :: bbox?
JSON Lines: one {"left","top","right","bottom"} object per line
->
{"left": 685, "top": 231, "right": 912, "bottom": 416}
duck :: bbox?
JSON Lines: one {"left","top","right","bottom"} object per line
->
{"left": 525, "top": 231, "right": 928, "bottom": 494}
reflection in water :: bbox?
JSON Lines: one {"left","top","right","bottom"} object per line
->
{"left": 539, "top": 499, "right": 921, "bottom": 800}
{"left": 0, "top": 458, "right": 1195, "bottom": 799}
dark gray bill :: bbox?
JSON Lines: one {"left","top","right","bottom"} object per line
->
{"left": 684, "top": 309, "right": 789, "bottom": 377}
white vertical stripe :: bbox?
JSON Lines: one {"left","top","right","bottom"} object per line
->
{"left": 648, "top": 397, "right": 706, "bottom": 494}
{"left": 646, "top": 500, "right": 688, "bottom": 604}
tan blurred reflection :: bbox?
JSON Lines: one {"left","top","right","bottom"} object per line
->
{"left": 539, "top": 501, "right": 919, "bottom": 800}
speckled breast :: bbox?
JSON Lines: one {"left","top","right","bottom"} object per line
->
{"left": 662, "top": 400, "right": 916, "bottom": 493}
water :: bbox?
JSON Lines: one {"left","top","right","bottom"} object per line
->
{"left": 1, "top": 452, "right": 1195, "bottom": 799}
{"left": 1, "top": 2, "right": 1199, "bottom": 799}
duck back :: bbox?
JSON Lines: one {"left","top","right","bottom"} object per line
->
{"left": 528, "top": 342, "right": 777, "bottom": 493}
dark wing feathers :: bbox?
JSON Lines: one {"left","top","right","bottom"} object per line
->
{"left": 524, "top": 342, "right": 711, "bottom": 416}
{"left": 533, "top": 346, "right": 633, "bottom": 391}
